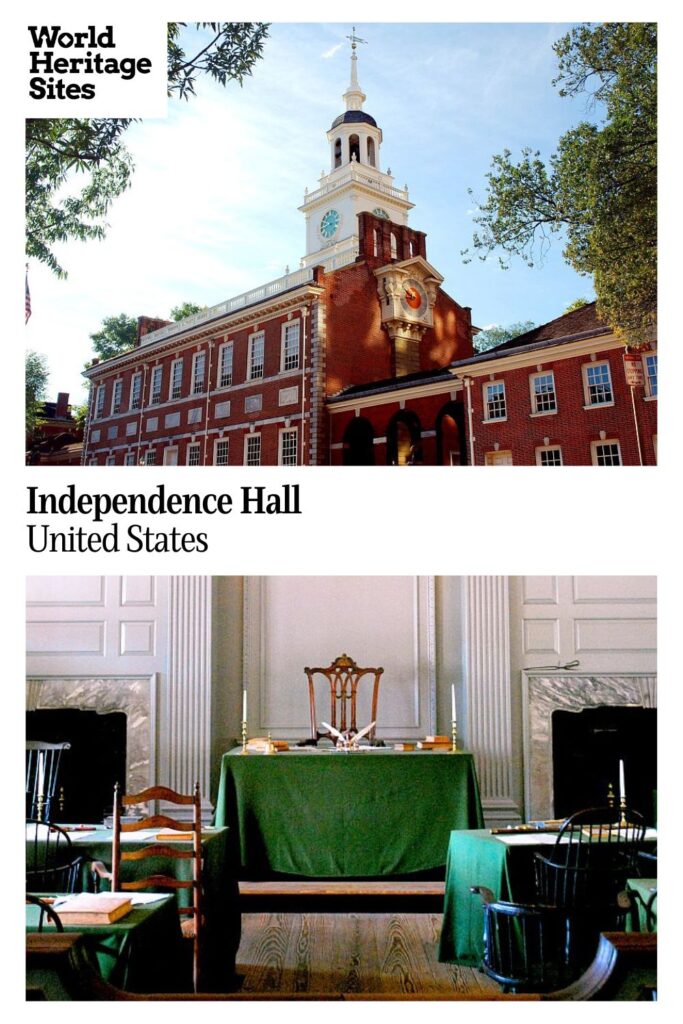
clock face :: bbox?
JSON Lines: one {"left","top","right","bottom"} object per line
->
{"left": 320, "top": 209, "right": 340, "bottom": 240}
{"left": 400, "top": 278, "right": 428, "bottom": 317}
{"left": 373, "top": 207, "right": 390, "bottom": 220}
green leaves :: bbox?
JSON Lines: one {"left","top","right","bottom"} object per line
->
{"left": 26, "top": 351, "right": 50, "bottom": 434}
{"left": 89, "top": 313, "right": 138, "bottom": 361}
{"left": 167, "top": 22, "right": 270, "bottom": 100}
{"left": 466, "top": 23, "right": 656, "bottom": 345}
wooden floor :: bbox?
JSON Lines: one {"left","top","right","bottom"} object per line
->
{"left": 235, "top": 912, "right": 500, "bottom": 997}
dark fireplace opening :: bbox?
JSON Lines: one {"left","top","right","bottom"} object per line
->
{"left": 26, "top": 709, "right": 127, "bottom": 823}
{"left": 552, "top": 705, "right": 657, "bottom": 825}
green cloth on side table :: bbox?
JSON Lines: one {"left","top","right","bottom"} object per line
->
{"left": 26, "top": 895, "right": 187, "bottom": 993}
{"left": 215, "top": 748, "right": 484, "bottom": 878}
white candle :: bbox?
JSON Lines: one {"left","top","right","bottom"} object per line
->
{"left": 619, "top": 759, "right": 626, "bottom": 804}
{"left": 37, "top": 752, "right": 45, "bottom": 799}
{"left": 242, "top": 689, "right": 248, "bottom": 723}
{"left": 451, "top": 684, "right": 456, "bottom": 724}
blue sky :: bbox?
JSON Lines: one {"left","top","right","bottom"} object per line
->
{"left": 27, "top": 21, "right": 602, "bottom": 405}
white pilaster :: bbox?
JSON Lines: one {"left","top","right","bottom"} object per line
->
{"left": 464, "top": 576, "right": 520, "bottom": 824}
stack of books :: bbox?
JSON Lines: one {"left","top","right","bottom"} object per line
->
{"left": 416, "top": 735, "right": 451, "bottom": 750}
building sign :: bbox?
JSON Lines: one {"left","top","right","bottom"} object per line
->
{"left": 623, "top": 353, "right": 644, "bottom": 387}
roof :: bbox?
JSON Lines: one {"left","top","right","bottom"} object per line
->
{"left": 489, "top": 301, "right": 608, "bottom": 352}
{"left": 330, "top": 110, "right": 378, "bottom": 130}
{"left": 329, "top": 366, "right": 454, "bottom": 403}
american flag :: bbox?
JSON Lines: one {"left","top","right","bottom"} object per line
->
{"left": 25, "top": 265, "right": 31, "bottom": 324}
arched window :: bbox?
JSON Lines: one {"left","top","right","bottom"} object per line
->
{"left": 349, "top": 134, "right": 361, "bottom": 163}
{"left": 435, "top": 401, "right": 467, "bottom": 465}
{"left": 367, "top": 137, "right": 376, "bottom": 167}
{"left": 374, "top": 228, "right": 381, "bottom": 258}
{"left": 334, "top": 137, "right": 342, "bottom": 168}
{"left": 390, "top": 232, "right": 398, "bottom": 259}
{"left": 386, "top": 411, "right": 422, "bottom": 466}
{"left": 342, "top": 417, "right": 375, "bottom": 465}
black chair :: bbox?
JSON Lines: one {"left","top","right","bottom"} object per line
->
{"left": 26, "top": 819, "right": 85, "bottom": 893}
{"left": 534, "top": 806, "right": 646, "bottom": 967}
{"left": 470, "top": 886, "right": 576, "bottom": 993}
{"left": 26, "top": 741, "right": 70, "bottom": 821}
{"left": 26, "top": 893, "right": 64, "bottom": 932}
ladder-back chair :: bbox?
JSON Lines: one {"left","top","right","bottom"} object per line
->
{"left": 305, "top": 653, "right": 384, "bottom": 739}
{"left": 93, "top": 782, "right": 203, "bottom": 992}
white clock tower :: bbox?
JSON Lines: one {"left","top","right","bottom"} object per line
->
{"left": 300, "top": 29, "right": 414, "bottom": 270}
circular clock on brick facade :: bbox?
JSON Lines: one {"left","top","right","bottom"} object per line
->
{"left": 320, "top": 208, "right": 341, "bottom": 240}
{"left": 400, "top": 278, "right": 428, "bottom": 317}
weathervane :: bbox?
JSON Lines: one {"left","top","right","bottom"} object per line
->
{"left": 346, "top": 27, "right": 367, "bottom": 52}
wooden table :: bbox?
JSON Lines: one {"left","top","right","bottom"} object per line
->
{"left": 215, "top": 748, "right": 484, "bottom": 879}
{"left": 26, "top": 893, "right": 186, "bottom": 993}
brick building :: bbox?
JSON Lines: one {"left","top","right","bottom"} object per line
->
{"left": 82, "top": 44, "right": 656, "bottom": 467}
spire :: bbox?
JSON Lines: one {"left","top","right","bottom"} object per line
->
{"left": 343, "top": 27, "right": 367, "bottom": 111}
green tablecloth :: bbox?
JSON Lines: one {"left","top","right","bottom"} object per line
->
{"left": 26, "top": 895, "right": 187, "bottom": 992}
{"left": 52, "top": 826, "right": 240, "bottom": 987}
{"left": 215, "top": 748, "right": 484, "bottom": 878}
{"left": 626, "top": 877, "right": 657, "bottom": 932}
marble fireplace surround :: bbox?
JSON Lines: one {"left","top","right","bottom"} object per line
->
{"left": 522, "top": 672, "right": 657, "bottom": 822}
{"left": 26, "top": 675, "right": 157, "bottom": 800}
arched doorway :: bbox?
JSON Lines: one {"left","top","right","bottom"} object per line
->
{"left": 435, "top": 401, "right": 467, "bottom": 465}
{"left": 386, "top": 411, "right": 422, "bottom": 466}
{"left": 342, "top": 417, "right": 375, "bottom": 465}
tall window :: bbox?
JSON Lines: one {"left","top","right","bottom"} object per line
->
{"left": 219, "top": 341, "right": 233, "bottom": 388}
{"left": 279, "top": 428, "right": 298, "bottom": 465}
{"left": 644, "top": 353, "right": 657, "bottom": 397}
{"left": 130, "top": 372, "right": 142, "bottom": 410}
{"left": 192, "top": 352, "right": 206, "bottom": 394}
{"left": 281, "top": 321, "right": 300, "bottom": 372}
{"left": 144, "top": 448, "right": 156, "bottom": 465}
{"left": 592, "top": 441, "right": 622, "bottom": 466}
{"left": 584, "top": 362, "right": 613, "bottom": 405}
{"left": 124, "top": 451, "right": 136, "bottom": 466}
{"left": 187, "top": 442, "right": 201, "bottom": 466}
{"left": 536, "top": 446, "right": 563, "bottom": 466}
{"left": 484, "top": 381, "right": 507, "bottom": 420}
{"left": 150, "top": 366, "right": 163, "bottom": 405}
{"left": 245, "top": 434, "right": 261, "bottom": 466}
{"left": 170, "top": 359, "right": 183, "bottom": 399}
{"left": 214, "top": 438, "right": 229, "bottom": 466}
{"left": 248, "top": 332, "right": 265, "bottom": 380}
{"left": 94, "top": 385, "right": 105, "bottom": 419}
{"left": 111, "top": 380, "right": 123, "bottom": 414}
{"left": 530, "top": 371, "right": 557, "bottom": 414}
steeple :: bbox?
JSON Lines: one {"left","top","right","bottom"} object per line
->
{"left": 343, "top": 27, "right": 367, "bottom": 112}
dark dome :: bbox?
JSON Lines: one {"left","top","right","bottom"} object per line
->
{"left": 330, "top": 110, "right": 377, "bottom": 131}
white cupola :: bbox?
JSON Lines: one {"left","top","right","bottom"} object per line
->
{"left": 300, "top": 29, "right": 413, "bottom": 269}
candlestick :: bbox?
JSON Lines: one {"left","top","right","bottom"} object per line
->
{"left": 241, "top": 718, "right": 248, "bottom": 754}
{"left": 619, "top": 759, "right": 626, "bottom": 805}
{"left": 242, "top": 689, "right": 248, "bottom": 722}
{"left": 448, "top": 718, "right": 458, "bottom": 753}
{"left": 451, "top": 684, "right": 456, "bottom": 724}
{"left": 37, "top": 751, "right": 45, "bottom": 800}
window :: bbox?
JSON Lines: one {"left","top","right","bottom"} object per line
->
{"left": 130, "top": 372, "right": 142, "bottom": 410}
{"left": 214, "top": 438, "right": 229, "bottom": 466}
{"left": 245, "top": 434, "right": 261, "bottom": 466}
{"left": 188, "top": 408, "right": 202, "bottom": 425}
{"left": 150, "top": 366, "right": 163, "bottom": 405}
{"left": 94, "top": 385, "right": 105, "bottom": 419}
{"left": 279, "top": 428, "right": 298, "bottom": 466}
{"left": 536, "top": 446, "right": 563, "bottom": 466}
{"left": 124, "top": 451, "right": 136, "bottom": 465}
{"left": 592, "top": 441, "right": 622, "bottom": 466}
{"left": 218, "top": 342, "right": 233, "bottom": 388}
{"left": 187, "top": 442, "right": 201, "bottom": 466}
{"left": 485, "top": 450, "right": 513, "bottom": 465}
{"left": 144, "top": 448, "right": 157, "bottom": 465}
{"left": 644, "top": 353, "right": 657, "bottom": 397}
{"left": 484, "top": 381, "right": 507, "bottom": 420}
{"left": 281, "top": 321, "right": 300, "bottom": 371}
{"left": 170, "top": 359, "right": 183, "bottom": 399}
{"left": 111, "top": 380, "right": 123, "bottom": 414}
{"left": 248, "top": 332, "right": 265, "bottom": 380}
{"left": 105, "top": 455, "right": 116, "bottom": 466}
{"left": 584, "top": 362, "right": 613, "bottom": 406}
{"left": 530, "top": 372, "right": 557, "bottom": 414}
{"left": 192, "top": 351, "right": 206, "bottom": 394}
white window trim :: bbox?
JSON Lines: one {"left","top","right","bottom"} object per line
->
{"left": 643, "top": 351, "right": 657, "bottom": 400}
{"left": 169, "top": 359, "right": 184, "bottom": 400}
{"left": 529, "top": 370, "right": 558, "bottom": 416}
{"left": 278, "top": 426, "right": 298, "bottom": 466}
{"left": 244, "top": 432, "right": 262, "bottom": 466}
{"left": 482, "top": 380, "right": 507, "bottom": 423}
{"left": 582, "top": 360, "right": 615, "bottom": 409}
{"left": 111, "top": 380, "right": 123, "bottom": 415}
{"left": 213, "top": 437, "right": 230, "bottom": 466}
{"left": 280, "top": 320, "right": 301, "bottom": 373}
{"left": 129, "top": 372, "right": 143, "bottom": 411}
{"left": 484, "top": 449, "right": 513, "bottom": 466}
{"left": 591, "top": 439, "right": 622, "bottom": 466}
{"left": 191, "top": 351, "right": 206, "bottom": 395}
{"left": 535, "top": 445, "right": 563, "bottom": 466}
{"left": 218, "top": 340, "right": 234, "bottom": 389}
{"left": 248, "top": 331, "right": 265, "bottom": 381}
{"left": 95, "top": 385, "right": 106, "bottom": 419}
{"left": 150, "top": 365, "right": 163, "bottom": 405}
{"left": 187, "top": 442, "right": 202, "bottom": 466}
